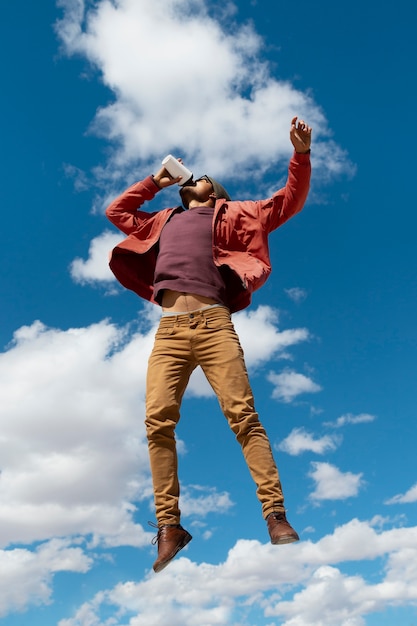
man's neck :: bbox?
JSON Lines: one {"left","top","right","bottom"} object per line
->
{"left": 187, "top": 198, "right": 215, "bottom": 210}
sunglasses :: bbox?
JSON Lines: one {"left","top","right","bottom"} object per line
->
{"left": 195, "top": 175, "right": 212, "bottom": 184}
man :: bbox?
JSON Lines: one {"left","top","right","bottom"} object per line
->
{"left": 106, "top": 117, "right": 312, "bottom": 573}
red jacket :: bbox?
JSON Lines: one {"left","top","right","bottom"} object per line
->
{"left": 106, "top": 151, "right": 311, "bottom": 313}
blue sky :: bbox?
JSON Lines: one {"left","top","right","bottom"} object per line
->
{"left": 1, "top": 1, "right": 416, "bottom": 625}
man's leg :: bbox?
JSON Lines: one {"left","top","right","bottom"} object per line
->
{"left": 145, "top": 317, "right": 195, "bottom": 572}
{"left": 194, "top": 307, "right": 299, "bottom": 542}
{"left": 145, "top": 317, "right": 196, "bottom": 525}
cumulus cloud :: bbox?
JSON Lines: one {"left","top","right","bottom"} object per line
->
{"left": 309, "top": 462, "right": 364, "bottom": 501}
{"left": 324, "top": 413, "right": 376, "bottom": 428}
{"left": 180, "top": 485, "right": 234, "bottom": 517}
{"left": 385, "top": 482, "right": 417, "bottom": 505}
{"left": 0, "top": 316, "right": 156, "bottom": 548}
{"left": 233, "top": 306, "right": 310, "bottom": 366}
{"left": 56, "top": 519, "right": 417, "bottom": 626}
{"left": 70, "top": 230, "right": 121, "bottom": 284}
{"left": 269, "top": 565, "right": 369, "bottom": 626}
{"left": 55, "top": 0, "right": 353, "bottom": 188}
{"left": 0, "top": 540, "right": 91, "bottom": 618}
{"left": 278, "top": 427, "right": 341, "bottom": 456}
{"left": 268, "top": 368, "right": 322, "bottom": 403}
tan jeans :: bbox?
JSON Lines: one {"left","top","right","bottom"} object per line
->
{"left": 145, "top": 305, "right": 285, "bottom": 525}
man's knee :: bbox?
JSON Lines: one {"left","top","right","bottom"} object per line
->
{"left": 145, "top": 406, "right": 180, "bottom": 439}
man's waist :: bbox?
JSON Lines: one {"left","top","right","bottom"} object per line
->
{"left": 161, "top": 290, "right": 220, "bottom": 313}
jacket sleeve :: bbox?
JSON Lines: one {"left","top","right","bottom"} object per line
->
{"left": 264, "top": 151, "right": 311, "bottom": 232}
{"left": 105, "top": 175, "right": 161, "bottom": 235}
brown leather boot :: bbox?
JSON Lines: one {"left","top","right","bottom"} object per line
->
{"left": 152, "top": 524, "right": 192, "bottom": 573}
{"left": 267, "top": 511, "right": 300, "bottom": 545}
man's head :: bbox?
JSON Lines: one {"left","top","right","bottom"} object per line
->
{"left": 180, "top": 175, "right": 231, "bottom": 209}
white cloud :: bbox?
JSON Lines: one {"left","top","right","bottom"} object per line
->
{"left": 0, "top": 540, "right": 91, "bottom": 618}
{"left": 55, "top": 519, "right": 417, "bottom": 626}
{"left": 0, "top": 316, "right": 156, "bottom": 548}
{"left": 268, "top": 565, "right": 369, "bottom": 626}
{"left": 278, "top": 427, "right": 340, "bottom": 456}
{"left": 180, "top": 485, "right": 234, "bottom": 517}
{"left": 268, "top": 368, "right": 322, "bottom": 403}
{"left": 285, "top": 287, "right": 308, "bottom": 303}
{"left": 385, "top": 482, "right": 417, "bottom": 505}
{"left": 55, "top": 0, "right": 352, "bottom": 186}
{"left": 234, "top": 306, "right": 310, "bottom": 367}
{"left": 309, "top": 462, "right": 364, "bottom": 501}
{"left": 70, "top": 230, "right": 121, "bottom": 284}
{"left": 324, "top": 413, "right": 376, "bottom": 428}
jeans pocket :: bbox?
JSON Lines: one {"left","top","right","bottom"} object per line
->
{"left": 205, "top": 315, "right": 234, "bottom": 331}
{"left": 155, "top": 322, "right": 176, "bottom": 337}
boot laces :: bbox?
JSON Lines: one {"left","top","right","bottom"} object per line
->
{"left": 148, "top": 521, "right": 182, "bottom": 544}
{"left": 148, "top": 521, "right": 161, "bottom": 545}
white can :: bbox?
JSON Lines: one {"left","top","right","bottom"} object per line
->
{"left": 161, "top": 155, "right": 193, "bottom": 186}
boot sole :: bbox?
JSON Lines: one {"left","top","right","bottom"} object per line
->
{"left": 271, "top": 534, "right": 300, "bottom": 545}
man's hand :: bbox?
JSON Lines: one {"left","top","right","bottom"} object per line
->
{"left": 153, "top": 166, "right": 182, "bottom": 189}
{"left": 153, "top": 158, "right": 186, "bottom": 189}
{"left": 290, "top": 117, "right": 312, "bottom": 154}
